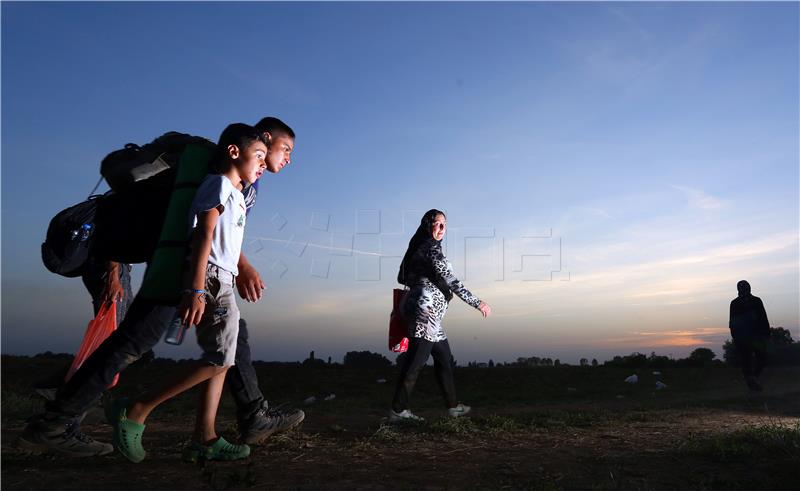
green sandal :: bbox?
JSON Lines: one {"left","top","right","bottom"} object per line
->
{"left": 183, "top": 437, "right": 250, "bottom": 463}
{"left": 106, "top": 397, "right": 146, "bottom": 463}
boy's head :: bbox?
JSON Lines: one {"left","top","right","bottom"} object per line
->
{"left": 254, "top": 116, "right": 295, "bottom": 174}
{"left": 215, "top": 123, "right": 269, "bottom": 185}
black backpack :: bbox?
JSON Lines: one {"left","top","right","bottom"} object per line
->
{"left": 41, "top": 196, "right": 102, "bottom": 277}
{"left": 100, "top": 132, "right": 215, "bottom": 192}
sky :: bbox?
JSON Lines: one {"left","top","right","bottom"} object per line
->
{"left": 2, "top": 1, "right": 798, "bottom": 365}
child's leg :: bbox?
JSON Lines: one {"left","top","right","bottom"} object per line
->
{"left": 194, "top": 366, "right": 230, "bottom": 443}
{"left": 127, "top": 364, "right": 225, "bottom": 424}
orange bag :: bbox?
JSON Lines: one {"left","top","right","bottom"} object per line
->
{"left": 65, "top": 301, "right": 120, "bottom": 388}
{"left": 389, "top": 289, "right": 409, "bottom": 352}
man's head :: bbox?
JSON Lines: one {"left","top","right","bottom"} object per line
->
{"left": 737, "top": 280, "right": 751, "bottom": 297}
{"left": 254, "top": 117, "right": 295, "bottom": 174}
{"left": 216, "top": 123, "right": 268, "bottom": 185}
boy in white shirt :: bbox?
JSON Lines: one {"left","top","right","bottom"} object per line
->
{"left": 107, "top": 123, "right": 267, "bottom": 463}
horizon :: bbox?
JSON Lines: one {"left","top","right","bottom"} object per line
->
{"left": 2, "top": 2, "right": 798, "bottom": 365}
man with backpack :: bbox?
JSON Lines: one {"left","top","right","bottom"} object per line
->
{"left": 18, "top": 117, "right": 303, "bottom": 456}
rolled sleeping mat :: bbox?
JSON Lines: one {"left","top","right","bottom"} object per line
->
{"left": 138, "top": 143, "right": 214, "bottom": 304}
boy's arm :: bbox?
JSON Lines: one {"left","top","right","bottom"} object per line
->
{"left": 237, "top": 252, "right": 265, "bottom": 302}
{"left": 180, "top": 207, "right": 220, "bottom": 327}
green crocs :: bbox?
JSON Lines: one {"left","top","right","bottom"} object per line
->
{"left": 183, "top": 437, "right": 250, "bottom": 463}
{"left": 106, "top": 397, "right": 146, "bottom": 463}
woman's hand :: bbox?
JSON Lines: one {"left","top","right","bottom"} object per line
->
{"left": 179, "top": 291, "right": 206, "bottom": 327}
{"left": 100, "top": 262, "right": 125, "bottom": 305}
{"left": 478, "top": 301, "right": 492, "bottom": 318}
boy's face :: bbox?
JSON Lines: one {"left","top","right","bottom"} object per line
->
{"left": 263, "top": 132, "right": 294, "bottom": 174}
{"left": 235, "top": 140, "right": 268, "bottom": 185}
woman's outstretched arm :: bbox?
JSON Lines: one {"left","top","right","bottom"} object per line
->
{"left": 428, "top": 246, "right": 482, "bottom": 309}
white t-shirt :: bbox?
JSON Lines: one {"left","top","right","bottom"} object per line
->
{"left": 189, "top": 174, "right": 246, "bottom": 275}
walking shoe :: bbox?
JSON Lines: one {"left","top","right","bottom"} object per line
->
{"left": 238, "top": 402, "right": 305, "bottom": 445}
{"left": 16, "top": 418, "right": 113, "bottom": 457}
{"left": 183, "top": 437, "right": 250, "bottom": 463}
{"left": 105, "top": 397, "right": 146, "bottom": 463}
{"left": 746, "top": 376, "right": 763, "bottom": 392}
{"left": 388, "top": 409, "right": 424, "bottom": 422}
{"left": 448, "top": 403, "right": 471, "bottom": 418}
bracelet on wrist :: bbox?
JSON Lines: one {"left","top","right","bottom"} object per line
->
{"left": 182, "top": 289, "right": 206, "bottom": 295}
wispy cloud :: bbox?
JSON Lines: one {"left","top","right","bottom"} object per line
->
{"left": 671, "top": 185, "right": 726, "bottom": 211}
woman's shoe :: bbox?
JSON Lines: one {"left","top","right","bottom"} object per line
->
{"left": 448, "top": 403, "right": 471, "bottom": 418}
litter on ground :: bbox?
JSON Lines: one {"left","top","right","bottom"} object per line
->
{"left": 624, "top": 374, "right": 638, "bottom": 384}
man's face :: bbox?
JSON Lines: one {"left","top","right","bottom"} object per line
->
{"left": 264, "top": 132, "right": 294, "bottom": 174}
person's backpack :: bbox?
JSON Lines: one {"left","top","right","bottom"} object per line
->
{"left": 100, "top": 132, "right": 215, "bottom": 192}
{"left": 41, "top": 196, "right": 102, "bottom": 277}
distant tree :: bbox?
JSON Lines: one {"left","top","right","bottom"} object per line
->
{"left": 554, "top": 359, "right": 561, "bottom": 367}
{"left": 327, "top": 356, "right": 332, "bottom": 364}
{"left": 688, "top": 347, "right": 717, "bottom": 365}
{"left": 309, "top": 350, "right": 315, "bottom": 361}
{"left": 722, "top": 339, "right": 740, "bottom": 366}
{"left": 771, "top": 327, "right": 794, "bottom": 346}
{"left": 395, "top": 352, "right": 409, "bottom": 367}
{"left": 579, "top": 358, "right": 588, "bottom": 367}
{"left": 488, "top": 359, "right": 495, "bottom": 368}
{"left": 591, "top": 359, "right": 598, "bottom": 367}
{"left": 344, "top": 351, "right": 392, "bottom": 369}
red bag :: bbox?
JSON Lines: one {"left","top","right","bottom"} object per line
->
{"left": 65, "top": 301, "right": 120, "bottom": 388}
{"left": 389, "top": 289, "right": 409, "bottom": 352}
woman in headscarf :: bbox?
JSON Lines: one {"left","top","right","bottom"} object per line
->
{"left": 390, "top": 209, "right": 491, "bottom": 422}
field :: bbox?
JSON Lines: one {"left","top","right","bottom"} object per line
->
{"left": 2, "top": 355, "right": 799, "bottom": 490}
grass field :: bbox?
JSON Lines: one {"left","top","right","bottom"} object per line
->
{"left": 2, "top": 355, "right": 799, "bottom": 490}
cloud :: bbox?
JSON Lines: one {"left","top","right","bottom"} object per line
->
{"left": 671, "top": 185, "right": 726, "bottom": 211}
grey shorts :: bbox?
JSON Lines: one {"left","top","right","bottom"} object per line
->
{"left": 195, "top": 264, "right": 240, "bottom": 367}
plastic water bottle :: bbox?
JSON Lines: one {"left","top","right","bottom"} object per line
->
{"left": 71, "top": 223, "right": 93, "bottom": 241}
{"left": 164, "top": 314, "right": 186, "bottom": 345}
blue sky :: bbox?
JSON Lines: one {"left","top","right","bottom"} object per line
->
{"left": 2, "top": 2, "right": 798, "bottom": 364}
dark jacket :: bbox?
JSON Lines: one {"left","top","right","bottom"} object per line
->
{"left": 729, "top": 294, "right": 770, "bottom": 339}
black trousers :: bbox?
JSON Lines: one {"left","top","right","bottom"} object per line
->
{"left": 392, "top": 337, "right": 457, "bottom": 412}
{"left": 734, "top": 336, "right": 768, "bottom": 378}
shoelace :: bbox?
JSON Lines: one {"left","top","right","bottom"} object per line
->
{"left": 64, "top": 423, "right": 95, "bottom": 443}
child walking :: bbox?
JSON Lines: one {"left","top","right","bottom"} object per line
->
{"left": 107, "top": 123, "right": 268, "bottom": 463}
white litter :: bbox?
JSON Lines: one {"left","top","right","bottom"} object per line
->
{"left": 376, "top": 378, "right": 387, "bottom": 384}
{"left": 652, "top": 371, "right": 662, "bottom": 376}
{"left": 303, "top": 396, "right": 316, "bottom": 405}
{"left": 624, "top": 374, "right": 638, "bottom": 384}
{"left": 324, "top": 394, "right": 336, "bottom": 401}
{"left": 655, "top": 381, "right": 668, "bottom": 390}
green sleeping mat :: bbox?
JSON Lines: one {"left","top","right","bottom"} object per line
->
{"left": 138, "top": 143, "right": 214, "bottom": 303}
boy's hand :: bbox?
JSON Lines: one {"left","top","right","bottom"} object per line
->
{"left": 180, "top": 292, "right": 206, "bottom": 327}
{"left": 237, "top": 261, "right": 265, "bottom": 303}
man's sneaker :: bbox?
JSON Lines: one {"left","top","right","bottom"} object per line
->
{"left": 239, "top": 403, "right": 305, "bottom": 445}
{"left": 16, "top": 419, "right": 113, "bottom": 457}
{"left": 448, "top": 403, "right": 471, "bottom": 418}
{"left": 388, "top": 409, "right": 424, "bottom": 423}
{"left": 746, "top": 376, "right": 763, "bottom": 392}
{"left": 184, "top": 437, "right": 250, "bottom": 463}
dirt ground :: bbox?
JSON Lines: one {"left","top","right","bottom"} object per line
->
{"left": 2, "top": 357, "right": 799, "bottom": 490}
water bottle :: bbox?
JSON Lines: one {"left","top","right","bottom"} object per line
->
{"left": 71, "top": 223, "right": 93, "bottom": 242}
{"left": 164, "top": 313, "right": 187, "bottom": 345}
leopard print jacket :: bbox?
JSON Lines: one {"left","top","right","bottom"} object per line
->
{"left": 401, "top": 240, "right": 482, "bottom": 342}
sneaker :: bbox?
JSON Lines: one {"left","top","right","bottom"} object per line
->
{"left": 184, "top": 437, "right": 250, "bottom": 463}
{"left": 745, "top": 376, "right": 763, "bottom": 392}
{"left": 388, "top": 409, "right": 424, "bottom": 423}
{"left": 105, "top": 397, "right": 146, "bottom": 463}
{"left": 238, "top": 403, "right": 305, "bottom": 445}
{"left": 16, "top": 418, "right": 113, "bottom": 457}
{"left": 448, "top": 403, "right": 471, "bottom": 418}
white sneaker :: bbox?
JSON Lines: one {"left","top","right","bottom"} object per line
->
{"left": 388, "top": 409, "right": 424, "bottom": 422}
{"left": 448, "top": 403, "right": 471, "bottom": 418}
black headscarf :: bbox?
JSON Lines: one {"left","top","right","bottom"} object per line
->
{"left": 397, "top": 209, "right": 453, "bottom": 301}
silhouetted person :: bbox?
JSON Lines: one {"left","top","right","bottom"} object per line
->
{"left": 729, "top": 280, "right": 770, "bottom": 391}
